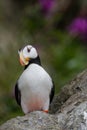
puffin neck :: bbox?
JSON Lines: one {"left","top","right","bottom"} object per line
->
{"left": 24, "top": 56, "right": 41, "bottom": 70}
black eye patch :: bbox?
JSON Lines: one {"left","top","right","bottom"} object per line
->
{"left": 27, "top": 47, "right": 30, "bottom": 52}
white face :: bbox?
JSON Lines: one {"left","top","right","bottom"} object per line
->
{"left": 22, "top": 45, "right": 38, "bottom": 59}
{"left": 18, "top": 45, "right": 38, "bottom": 66}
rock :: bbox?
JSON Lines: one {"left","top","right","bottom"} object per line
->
{"left": 50, "top": 69, "right": 87, "bottom": 113}
{"left": 1, "top": 69, "right": 87, "bottom": 130}
{"left": 0, "top": 111, "right": 59, "bottom": 130}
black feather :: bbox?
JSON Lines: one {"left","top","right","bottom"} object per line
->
{"left": 15, "top": 82, "right": 21, "bottom": 106}
{"left": 24, "top": 56, "right": 41, "bottom": 69}
{"left": 50, "top": 81, "right": 55, "bottom": 104}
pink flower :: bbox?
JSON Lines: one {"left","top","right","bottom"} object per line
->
{"left": 67, "top": 17, "right": 87, "bottom": 41}
{"left": 39, "top": 0, "right": 56, "bottom": 15}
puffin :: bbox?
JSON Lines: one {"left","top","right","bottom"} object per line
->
{"left": 15, "top": 45, "right": 55, "bottom": 114}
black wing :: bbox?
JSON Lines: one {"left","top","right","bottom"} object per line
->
{"left": 15, "top": 82, "right": 21, "bottom": 106}
{"left": 50, "top": 81, "right": 55, "bottom": 104}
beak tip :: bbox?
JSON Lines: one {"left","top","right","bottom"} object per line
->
{"left": 19, "top": 57, "right": 25, "bottom": 66}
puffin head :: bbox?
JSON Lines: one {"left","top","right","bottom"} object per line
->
{"left": 18, "top": 45, "right": 38, "bottom": 66}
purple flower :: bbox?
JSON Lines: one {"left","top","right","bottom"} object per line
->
{"left": 67, "top": 17, "right": 87, "bottom": 41}
{"left": 39, "top": 0, "right": 56, "bottom": 16}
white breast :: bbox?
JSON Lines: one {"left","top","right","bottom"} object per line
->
{"left": 18, "top": 64, "right": 52, "bottom": 113}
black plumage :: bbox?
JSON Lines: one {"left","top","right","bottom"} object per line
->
{"left": 15, "top": 82, "right": 21, "bottom": 106}
{"left": 50, "top": 81, "right": 55, "bottom": 104}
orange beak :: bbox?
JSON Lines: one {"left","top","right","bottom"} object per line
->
{"left": 18, "top": 51, "right": 29, "bottom": 66}
{"left": 19, "top": 57, "right": 25, "bottom": 66}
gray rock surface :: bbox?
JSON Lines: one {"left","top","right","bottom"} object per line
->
{"left": 1, "top": 69, "right": 87, "bottom": 130}
{"left": 0, "top": 111, "right": 59, "bottom": 130}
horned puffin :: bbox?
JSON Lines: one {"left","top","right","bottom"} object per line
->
{"left": 15, "top": 45, "right": 55, "bottom": 114}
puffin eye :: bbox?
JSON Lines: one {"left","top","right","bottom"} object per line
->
{"left": 27, "top": 47, "right": 30, "bottom": 53}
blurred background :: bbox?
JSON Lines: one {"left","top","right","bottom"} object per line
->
{"left": 0, "top": 0, "right": 87, "bottom": 124}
